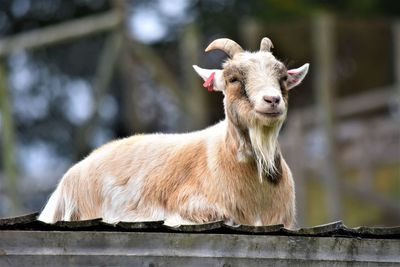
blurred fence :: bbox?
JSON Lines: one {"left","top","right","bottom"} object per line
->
{"left": 0, "top": 4, "right": 399, "bottom": 226}
{"left": 282, "top": 87, "right": 400, "bottom": 226}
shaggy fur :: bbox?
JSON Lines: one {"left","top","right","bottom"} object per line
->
{"left": 39, "top": 37, "right": 309, "bottom": 228}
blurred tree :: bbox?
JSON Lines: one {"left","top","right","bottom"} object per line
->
{"left": 0, "top": 0, "right": 398, "bottom": 226}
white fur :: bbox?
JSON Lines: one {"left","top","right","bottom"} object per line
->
{"left": 192, "top": 65, "right": 225, "bottom": 91}
{"left": 287, "top": 63, "right": 309, "bottom": 89}
{"left": 38, "top": 185, "right": 62, "bottom": 223}
{"left": 248, "top": 125, "right": 282, "bottom": 182}
{"left": 206, "top": 120, "right": 226, "bottom": 173}
{"left": 164, "top": 213, "right": 195, "bottom": 226}
{"left": 39, "top": 38, "right": 307, "bottom": 228}
{"left": 254, "top": 215, "right": 263, "bottom": 226}
{"left": 62, "top": 193, "right": 76, "bottom": 221}
{"left": 101, "top": 175, "right": 142, "bottom": 223}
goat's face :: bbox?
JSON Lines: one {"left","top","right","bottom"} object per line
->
{"left": 194, "top": 37, "right": 309, "bottom": 128}
{"left": 223, "top": 52, "right": 290, "bottom": 127}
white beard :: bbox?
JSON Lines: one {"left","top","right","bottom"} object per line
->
{"left": 248, "top": 123, "right": 282, "bottom": 183}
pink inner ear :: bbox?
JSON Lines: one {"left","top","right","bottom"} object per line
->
{"left": 203, "top": 72, "right": 215, "bottom": 92}
{"left": 287, "top": 70, "right": 303, "bottom": 83}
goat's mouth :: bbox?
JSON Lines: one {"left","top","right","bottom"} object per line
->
{"left": 255, "top": 110, "right": 284, "bottom": 118}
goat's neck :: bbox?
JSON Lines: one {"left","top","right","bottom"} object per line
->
{"left": 225, "top": 119, "right": 282, "bottom": 182}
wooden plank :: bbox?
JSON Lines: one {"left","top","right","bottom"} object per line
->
{"left": 0, "top": 11, "right": 122, "bottom": 56}
{"left": 0, "top": 231, "right": 399, "bottom": 266}
{"left": 295, "top": 87, "right": 394, "bottom": 126}
{"left": 335, "top": 86, "right": 394, "bottom": 117}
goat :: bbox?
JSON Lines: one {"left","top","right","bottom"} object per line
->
{"left": 38, "top": 37, "right": 309, "bottom": 228}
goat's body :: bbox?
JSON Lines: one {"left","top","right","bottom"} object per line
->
{"left": 39, "top": 37, "right": 309, "bottom": 228}
{"left": 39, "top": 120, "right": 295, "bottom": 227}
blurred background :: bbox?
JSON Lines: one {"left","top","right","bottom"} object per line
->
{"left": 0, "top": 0, "right": 399, "bottom": 227}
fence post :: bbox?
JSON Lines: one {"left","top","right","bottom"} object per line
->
{"left": 0, "top": 60, "right": 21, "bottom": 215}
{"left": 393, "top": 20, "right": 400, "bottom": 190}
{"left": 393, "top": 20, "right": 400, "bottom": 116}
{"left": 179, "top": 23, "right": 206, "bottom": 130}
{"left": 285, "top": 113, "right": 307, "bottom": 226}
{"left": 312, "top": 13, "right": 341, "bottom": 221}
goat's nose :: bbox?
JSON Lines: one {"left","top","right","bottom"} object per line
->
{"left": 263, "top": 95, "right": 281, "bottom": 105}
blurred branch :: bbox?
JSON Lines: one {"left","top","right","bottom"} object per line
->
{"left": 74, "top": 31, "right": 123, "bottom": 158}
{"left": 116, "top": 43, "right": 145, "bottom": 133}
{"left": 94, "top": 32, "right": 123, "bottom": 101}
{"left": 127, "top": 41, "right": 186, "bottom": 112}
{"left": 0, "top": 60, "right": 21, "bottom": 214}
{"left": 109, "top": 0, "right": 146, "bottom": 133}
{"left": 0, "top": 10, "right": 122, "bottom": 56}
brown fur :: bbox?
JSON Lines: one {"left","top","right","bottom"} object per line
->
{"left": 39, "top": 38, "right": 309, "bottom": 228}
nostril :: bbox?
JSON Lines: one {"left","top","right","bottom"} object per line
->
{"left": 263, "top": 96, "right": 281, "bottom": 105}
{"left": 263, "top": 96, "right": 272, "bottom": 103}
{"left": 273, "top": 96, "right": 281, "bottom": 104}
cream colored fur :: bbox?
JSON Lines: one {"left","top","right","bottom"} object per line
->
{"left": 38, "top": 121, "right": 295, "bottom": 227}
{"left": 39, "top": 37, "right": 309, "bottom": 228}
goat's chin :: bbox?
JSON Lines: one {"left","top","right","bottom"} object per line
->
{"left": 254, "top": 111, "right": 286, "bottom": 127}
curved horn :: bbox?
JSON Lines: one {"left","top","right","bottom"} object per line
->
{"left": 260, "top": 37, "right": 274, "bottom": 52}
{"left": 205, "top": 38, "right": 243, "bottom": 58}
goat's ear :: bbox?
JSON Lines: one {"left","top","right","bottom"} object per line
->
{"left": 287, "top": 63, "right": 309, "bottom": 90}
{"left": 193, "top": 65, "right": 225, "bottom": 92}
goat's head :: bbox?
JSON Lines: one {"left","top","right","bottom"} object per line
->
{"left": 193, "top": 37, "right": 309, "bottom": 129}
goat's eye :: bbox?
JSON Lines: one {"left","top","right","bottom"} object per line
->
{"left": 229, "top": 77, "right": 239, "bottom": 83}
{"left": 281, "top": 75, "right": 288, "bottom": 82}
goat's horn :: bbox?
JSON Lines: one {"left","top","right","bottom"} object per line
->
{"left": 260, "top": 37, "right": 274, "bottom": 52}
{"left": 205, "top": 38, "right": 243, "bottom": 58}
